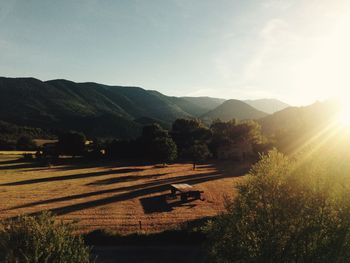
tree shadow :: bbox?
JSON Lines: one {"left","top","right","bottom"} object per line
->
{"left": 0, "top": 168, "right": 145, "bottom": 186}
{"left": 0, "top": 158, "right": 23, "bottom": 165}
{"left": 8, "top": 163, "right": 249, "bottom": 213}
{"left": 87, "top": 173, "right": 167, "bottom": 186}
{"left": 0, "top": 162, "right": 40, "bottom": 170}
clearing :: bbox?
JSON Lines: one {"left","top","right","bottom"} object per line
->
{"left": 0, "top": 153, "right": 248, "bottom": 234}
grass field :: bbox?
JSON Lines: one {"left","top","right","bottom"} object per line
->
{"left": 0, "top": 153, "right": 249, "bottom": 234}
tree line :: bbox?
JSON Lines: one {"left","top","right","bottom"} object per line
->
{"left": 6, "top": 118, "right": 272, "bottom": 167}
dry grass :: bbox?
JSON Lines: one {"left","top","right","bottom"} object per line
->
{"left": 0, "top": 154, "right": 248, "bottom": 234}
{"left": 0, "top": 151, "right": 35, "bottom": 155}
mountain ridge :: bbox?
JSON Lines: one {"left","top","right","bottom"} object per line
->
{"left": 201, "top": 99, "right": 269, "bottom": 122}
{"left": 0, "top": 76, "right": 290, "bottom": 139}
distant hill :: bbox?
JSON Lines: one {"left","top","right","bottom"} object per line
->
{"left": 0, "top": 76, "right": 298, "bottom": 140}
{"left": 0, "top": 77, "right": 195, "bottom": 138}
{"left": 259, "top": 100, "right": 340, "bottom": 153}
{"left": 244, "top": 99, "right": 289, "bottom": 114}
{"left": 201, "top": 99, "right": 268, "bottom": 122}
{"left": 147, "top": 91, "right": 209, "bottom": 117}
{"left": 181, "top": 96, "right": 226, "bottom": 115}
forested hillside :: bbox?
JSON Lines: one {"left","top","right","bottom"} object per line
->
{"left": 0, "top": 77, "right": 278, "bottom": 140}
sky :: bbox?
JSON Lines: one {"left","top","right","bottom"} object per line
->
{"left": 1, "top": 0, "right": 350, "bottom": 105}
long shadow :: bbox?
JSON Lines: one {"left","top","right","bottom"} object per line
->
{"left": 9, "top": 164, "right": 249, "bottom": 213}
{"left": 42, "top": 171, "right": 225, "bottom": 215}
{"left": 87, "top": 173, "right": 167, "bottom": 186}
{"left": 50, "top": 159, "right": 160, "bottom": 171}
{"left": 0, "top": 162, "right": 40, "bottom": 170}
{"left": 0, "top": 168, "right": 145, "bottom": 186}
{"left": 0, "top": 158, "right": 23, "bottom": 165}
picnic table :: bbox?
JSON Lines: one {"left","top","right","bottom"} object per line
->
{"left": 169, "top": 183, "right": 204, "bottom": 201}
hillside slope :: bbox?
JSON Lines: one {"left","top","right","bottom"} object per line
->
{"left": 0, "top": 77, "right": 195, "bottom": 138}
{"left": 244, "top": 99, "right": 289, "bottom": 114}
{"left": 201, "top": 99, "right": 268, "bottom": 122}
{"left": 182, "top": 96, "right": 226, "bottom": 114}
{"left": 259, "top": 100, "right": 340, "bottom": 152}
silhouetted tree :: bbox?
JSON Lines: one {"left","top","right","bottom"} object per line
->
{"left": 140, "top": 124, "right": 178, "bottom": 163}
{"left": 57, "top": 132, "right": 86, "bottom": 157}
{"left": 171, "top": 119, "right": 211, "bottom": 158}
{"left": 185, "top": 142, "right": 211, "bottom": 170}
{"left": 209, "top": 119, "right": 267, "bottom": 158}
{"left": 0, "top": 138, "right": 16, "bottom": 150}
{"left": 16, "top": 136, "right": 36, "bottom": 151}
{"left": 153, "top": 137, "right": 177, "bottom": 166}
{"left": 106, "top": 139, "right": 140, "bottom": 159}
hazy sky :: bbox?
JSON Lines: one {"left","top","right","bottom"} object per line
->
{"left": 1, "top": 0, "right": 350, "bottom": 105}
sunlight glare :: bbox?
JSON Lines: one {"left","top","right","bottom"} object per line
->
{"left": 337, "top": 99, "right": 350, "bottom": 127}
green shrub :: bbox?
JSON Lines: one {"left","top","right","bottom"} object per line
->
{"left": 206, "top": 149, "right": 350, "bottom": 263}
{"left": 0, "top": 212, "right": 91, "bottom": 263}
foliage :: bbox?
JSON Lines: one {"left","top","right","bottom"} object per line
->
{"left": 209, "top": 119, "right": 268, "bottom": 158}
{"left": 185, "top": 142, "right": 211, "bottom": 169}
{"left": 0, "top": 120, "right": 53, "bottom": 142}
{"left": 16, "top": 136, "right": 37, "bottom": 151}
{"left": 0, "top": 138, "right": 16, "bottom": 150}
{"left": 57, "top": 131, "right": 86, "bottom": 157}
{"left": 206, "top": 149, "right": 350, "bottom": 263}
{"left": 107, "top": 124, "right": 178, "bottom": 164}
{"left": 0, "top": 212, "right": 91, "bottom": 263}
{"left": 152, "top": 136, "right": 178, "bottom": 164}
{"left": 171, "top": 118, "right": 211, "bottom": 158}
{"left": 106, "top": 139, "right": 140, "bottom": 159}
{"left": 141, "top": 124, "right": 177, "bottom": 164}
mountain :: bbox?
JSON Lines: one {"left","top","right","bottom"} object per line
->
{"left": 1, "top": 76, "right": 296, "bottom": 140}
{"left": 0, "top": 77, "right": 201, "bottom": 138}
{"left": 201, "top": 99, "right": 268, "bottom": 122}
{"left": 259, "top": 100, "right": 340, "bottom": 153}
{"left": 244, "top": 99, "right": 290, "bottom": 114}
{"left": 147, "top": 91, "right": 209, "bottom": 117}
{"left": 181, "top": 96, "right": 226, "bottom": 115}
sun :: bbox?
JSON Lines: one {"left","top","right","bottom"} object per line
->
{"left": 337, "top": 99, "right": 350, "bottom": 127}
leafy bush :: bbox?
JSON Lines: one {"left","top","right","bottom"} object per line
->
{"left": 0, "top": 212, "right": 91, "bottom": 263}
{"left": 206, "top": 149, "right": 350, "bottom": 263}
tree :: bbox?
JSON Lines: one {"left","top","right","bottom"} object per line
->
{"left": 0, "top": 212, "right": 91, "bottom": 263}
{"left": 16, "top": 136, "right": 36, "bottom": 151}
{"left": 0, "top": 138, "right": 16, "bottom": 151}
{"left": 209, "top": 119, "right": 268, "bottom": 159}
{"left": 153, "top": 137, "right": 177, "bottom": 166}
{"left": 205, "top": 149, "right": 350, "bottom": 262}
{"left": 171, "top": 119, "right": 211, "bottom": 158}
{"left": 57, "top": 132, "right": 86, "bottom": 157}
{"left": 186, "top": 142, "right": 211, "bottom": 170}
{"left": 140, "top": 124, "right": 178, "bottom": 164}
{"left": 141, "top": 123, "right": 168, "bottom": 141}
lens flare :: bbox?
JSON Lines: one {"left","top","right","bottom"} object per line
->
{"left": 337, "top": 99, "right": 350, "bottom": 127}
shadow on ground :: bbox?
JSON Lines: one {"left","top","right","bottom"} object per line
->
{"left": 5, "top": 161, "right": 250, "bottom": 217}
{"left": 140, "top": 194, "right": 198, "bottom": 214}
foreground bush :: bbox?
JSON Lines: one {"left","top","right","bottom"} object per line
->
{"left": 0, "top": 212, "right": 91, "bottom": 263}
{"left": 206, "top": 149, "right": 350, "bottom": 263}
